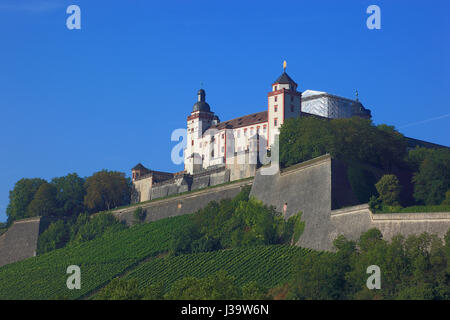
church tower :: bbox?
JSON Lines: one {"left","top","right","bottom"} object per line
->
{"left": 267, "top": 62, "right": 302, "bottom": 148}
{"left": 185, "top": 89, "right": 215, "bottom": 174}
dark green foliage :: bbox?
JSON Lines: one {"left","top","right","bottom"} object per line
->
{"left": 375, "top": 174, "right": 402, "bottom": 206}
{"left": 84, "top": 170, "right": 131, "bottom": 212}
{"left": 279, "top": 117, "right": 333, "bottom": 167}
{"left": 0, "top": 215, "right": 192, "bottom": 299}
{"left": 70, "top": 212, "right": 127, "bottom": 244}
{"left": 368, "top": 195, "right": 383, "bottom": 212}
{"left": 347, "top": 164, "right": 378, "bottom": 203}
{"left": 37, "top": 220, "right": 71, "bottom": 254}
{"left": 412, "top": 148, "right": 450, "bottom": 205}
{"left": 407, "top": 147, "right": 434, "bottom": 172}
{"left": 37, "top": 212, "right": 127, "bottom": 254}
{"left": 442, "top": 190, "right": 450, "bottom": 205}
{"left": 6, "top": 178, "right": 46, "bottom": 223}
{"left": 27, "top": 183, "right": 59, "bottom": 218}
{"left": 164, "top": 270, "right": 241, "bottom": 300}
{"left": 95, "top": 278, "right": 144, "bottom": 300}
{"left": 287, "top": 228, "right": 450, "bottom": 300}
{"left": 189, "top": 186, "right": 300, "bottom": 252}
{"left": 242, "top": 281, "right": 268, "bottom": 300}
{"left": 169, "top": 223, "right": 200, "bottom": 256}
{"left": 133, "top": 207, "right": 146, "bottom": 224}
{"left": 51, "top": 173, "right": 86, "bottom": 217}
{"left": 279, "top": 117, "right": 407, "bottom": 171}
{"left": 123, "top": 245, "right": 312, "bottom": 296}
{"left": 96, "top": 270, "right": 269, "bottom": 300}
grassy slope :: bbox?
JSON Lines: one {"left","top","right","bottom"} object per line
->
{"left": 0, "top": 212, "right": 318, "bottom": 300}
{"left": 121, "top": 245, "right": 317, "bottom": 293}
{"left": 0, "top": 215, "right": 191, "bottom": 300}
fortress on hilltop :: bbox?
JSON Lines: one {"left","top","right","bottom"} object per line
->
{"left": 1, "top": 62, "right": 448, "bottom": 267}
{"left": 131, "top": 63, "right": 372, "bottom": 203}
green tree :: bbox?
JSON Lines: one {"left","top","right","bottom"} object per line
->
{"left": 133, "top": 207, "right": 146, "bottom": 224}
{"left": 375, "top": 174, "right": 402, "bottom": 206}
{"left": 242, "top": 281, "right": 267, "bottom": 300}
{"left": 84, "top": 170, "right": 131, "bottom": 212}
{"left": 442, "top": 190, "right": 450, "bottom": 205}
{"left": 6, "top": 178, "right": 46, "bottom": 223}
{"left": 37, "top": 220, "right": 71, "bottom": 254}
{"left": 70, "top": 212, "right": 126, "bottom": 244}
{"left": 27, "top": 183, "right": 59, "bottom": 218}
{"left": 164, "top": 270, "right": 241, "bottom": 300}
{"left": 51, "top": 173, "right": 85, "bottom": 217}
{"left": 95, "top": 278, "right": 144, "bottom": 300}
{"left": 279, "top": 117, "right": 407, "bottom": 171}
{"left": 413, "top": 149, "right": 450, "bottom": 205}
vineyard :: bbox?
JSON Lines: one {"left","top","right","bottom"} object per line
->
{"left": 0, "top": 214, "right": 192, "bottom": 300}
{"left": 120, "top": 245, "right": 318, "bottom": 293}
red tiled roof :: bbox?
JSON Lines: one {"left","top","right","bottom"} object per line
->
{"left": 212, "top": 111, "right": 268, "bottom": 130}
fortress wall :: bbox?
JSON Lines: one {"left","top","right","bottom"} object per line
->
{"left": 0, "top": 217, "right": 41, "bottom": 267}
{"left": 113, "top": 179, "right": 253, "bottom": 225}
{"left": 133, "top": 176, "right": 152, "bottom": 202}
{"left": 250, "top": 155, "right": 334, "bottom": 251}
{"left": 330, "top": 204, "right": 450, "bottom": 245}
{"left": 209, "top": 170, "right": 230, "bottom": 186}
{"left": 250, "top": 154, "right": 450, "bottom": 251}
{"left": 151, "top": 175, "right": 191, "bottom": 200}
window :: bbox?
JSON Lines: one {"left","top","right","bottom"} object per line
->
{"left": 211, "top": 150, "right": 214, "bottom": 157}
{"left": 202, "top": 154, "right": 205, "bottom": 160}
{"left": 221, "top": 146, "right": 224, "bottom": 153}
{"left": 274, "top": 118, "right": 278, "bottom": 126}
{"left": 291, "top": 96, "right": 294, "bottom": 102}
{"left": 237, "top": 130, "right": 240, "bottom": 138}
{"left": 263, "top": 125, "right": 267, "bottom": 133}
{"left": 274, "top": 86, "right": 278, "bottom": 91}
{"left": 244, "top": 128, "right": 248, "bottom": 136}
{"left": 222, "top": 133, "right": 224, "bottom": 139}
{"left": 250, "top": 127, "right": 254, "bottom": 136}
{"left": 291, "top": 105, "right": 294, "bottom": 112}
{"left": 274, "top": 105, "right": 278, "bottom": 112}
{"left": 274, "top": 96, "right": 277, "bottom": 102}
{"left": 191, "top": 140, "right": 194, "bottom": 146}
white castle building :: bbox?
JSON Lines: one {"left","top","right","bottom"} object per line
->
{"left": 131, "top": 66, "right": 371, "bottom": 202}
{"left": 183, "top": 68, "right": 370, "bottom": 175}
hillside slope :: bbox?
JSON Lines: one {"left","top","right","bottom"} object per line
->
{"left": 0, "top": 215, "right": 190, "bottom": 300}
{"left": 120, "top": 245, "right": 316, "bottom": 294}
{"left": 0, "top": 211, "right": 316, "bottom": 300}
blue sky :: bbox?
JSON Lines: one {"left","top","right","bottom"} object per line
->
{"left": 0, "top": 0, "right": 449, "bottom": 222}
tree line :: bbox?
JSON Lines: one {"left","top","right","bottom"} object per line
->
{"left": 6, "top": 170, "right": 131, "bottom": 225}
{"left": 280, "top": 117, "right": 450, "bottom": 210}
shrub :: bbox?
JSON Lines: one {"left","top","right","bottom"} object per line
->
{"left": 95, "top": 278, "right": 144, "bottom": 300}
{"left": 134, "top": 207, "right": 146, "bottom": 224}
{"left": 412, "top": 149, "right": 450, "bottom": 205}
{"left": 375, "top": 174, "right": 402, "bottom": 206}
{"left": 37, "top": 219, "right": 71, "bottom": 254}
{"left": 442, "top": 190, "right": 450, "bottom": 206}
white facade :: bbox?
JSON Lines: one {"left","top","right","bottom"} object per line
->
{"left": 184, "top": 72, "right": 370, "bottom": 175}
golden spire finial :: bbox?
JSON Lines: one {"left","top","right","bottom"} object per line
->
{"left": 283, "top": 60, "right": 287, "bottom": 72}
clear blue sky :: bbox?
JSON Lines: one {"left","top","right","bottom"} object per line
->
{"left": 1, "top": 0, "right": 449, "bottom": 222}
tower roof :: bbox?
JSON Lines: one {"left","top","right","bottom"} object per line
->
{"left": 192, "top": 89, "right": 211, "bottom": 112}
{"left": 273, "top": 72, "right": 297, "bottom": 85}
